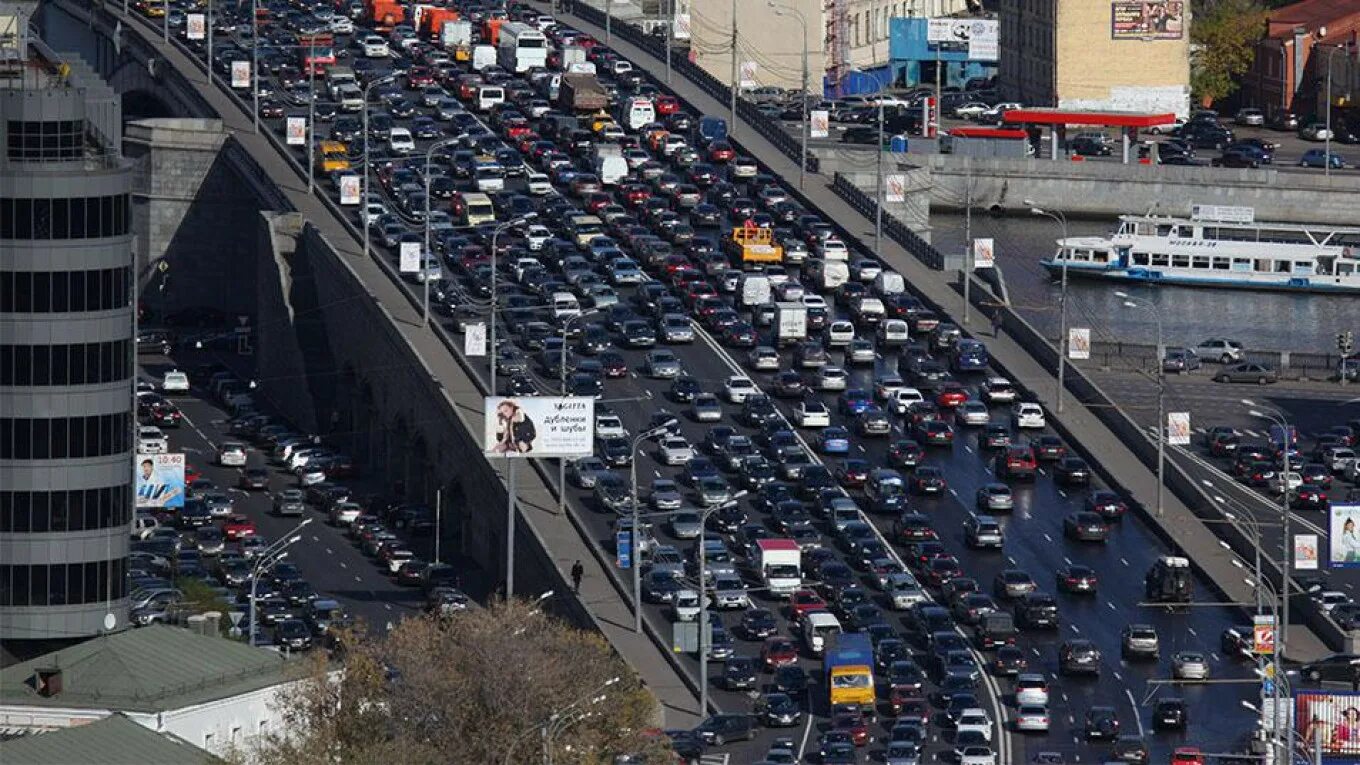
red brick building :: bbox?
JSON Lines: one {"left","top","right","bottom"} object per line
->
{"left": 1246, "top": 0, "right": 1360, "bottom": 118}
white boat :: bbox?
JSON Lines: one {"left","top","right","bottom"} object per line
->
{"left": 1040, "top": 207, "right": 1360, "bottom": 293}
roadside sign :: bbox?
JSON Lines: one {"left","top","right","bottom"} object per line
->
{"left": 971, "top": 238, "right": 995, "bottom": 269}
{"left": 810, "top": 110, "right": 829, "bottom": 139}
{"left": 739, "top": 61, "right": 757, "bottom": 89}
{"left": 465, "top": 323, "right": 487, "bottom": 357}
{"left": 399, "top": 242, "right": 421, "bottom": 273}
{"left": 1167, "top": 412, "right": 1191, "bottom": 445}
{"left": 1295, "top": 534, "right": 1320, "bottom": 570}
{"left": 339, "top": 174, "right": 360, "bottom": 205}
{"left": 616, "top": 530, "right": 632, "bottom": 569}
{"left": 1253, "top": 615, "right": 1276, "bottom": 655}
{"left": 231, "top": 60, "right": 250, "bottom": 89}
{"left": 186, "top": 12, "right": 205, "bottom": 39}
{"left": 884, "top": 174, "right": 906, "bottom": 203}
{"left": 1067, "top": 327, "right": 1091, "bottom": 360}
{"left": 285, "top": 116, "right": 306, "bottom": 145}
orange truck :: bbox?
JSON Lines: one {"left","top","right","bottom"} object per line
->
{"left": 416, "top": 5, "right": 459, "bottom": 39}
{"left": 364, "top": 0, "right": 405, "bottom": 31}
{"left": 482, "top": 17, "right": 504, "bottom": 46}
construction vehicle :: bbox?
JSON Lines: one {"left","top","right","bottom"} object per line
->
{"left": 482, "top": 17, "right": 504, "bottom": 46}
{"left": 726, "top": 224, "right": 783, "bottom": 268}
{"left": 557, "top": 73, "right": 607, "bottom": 113}
{"left": 316, "top": 141, "right": 350, "bottom": 173}
{"left": 364, "top": 0, "right": 404, "bottom": 32}
{"left": 415, "top": 5, "right": 459, "bottom": 40}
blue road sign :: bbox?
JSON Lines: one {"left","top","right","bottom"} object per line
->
{"left": 616, "top": 530, "right": 632, "bottom": 569}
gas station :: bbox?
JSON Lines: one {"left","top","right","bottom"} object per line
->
{"left": 1000, "top": 108, "right": 1180, "bottom": 164}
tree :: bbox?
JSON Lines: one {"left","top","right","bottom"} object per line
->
{"left": 1190, "top": 0, "right": 1270, "bottom": 106}
{"left": 234, "top": 600, "right": 673, "bottom": 765}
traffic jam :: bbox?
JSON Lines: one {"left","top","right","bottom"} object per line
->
{"left": 160, "top": 0, "right": 1267, "bottom": 762}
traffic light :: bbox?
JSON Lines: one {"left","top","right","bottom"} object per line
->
{"left": 1340, "top": 330, "right": 1355, "bottom": 356}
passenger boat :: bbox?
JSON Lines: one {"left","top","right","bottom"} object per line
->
{"left": 1040, "top": 207, "right": 1360, "bottom": 293}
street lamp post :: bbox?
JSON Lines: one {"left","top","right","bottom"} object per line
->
{"left": 1116, "top": 291, "right": 1165, "bottom": 517}
{"left": 489, "top": 215, "right": 533, "bottom": 395}
{"left": 247, "top": 517, "right": 311, "bottom": 646}
{"left": 490, "top": 216, "right": 533, "bottom": 600}
{"left": 695, "top": 492, "right": 746, "bottom": 714}
{"left": 849, "top": 67, "right": 891, "bottom": 259}
{"left": 630, "top": 419, "right": 678, "bottom": 633}
{"left": 1322, "top": 44, "right": 1344, "bottom": 178}
{"left": 361, "top": 74, "right": 396, "bottom": 263}
{"left": 251, "top": 0, "right": 258, "bottom": 132}
{"left": 502, "top": 676, "right": 620, "bottom": 765}
{"left": 769, "top": 2, "right": 809, "bottom": 190}
{"left": 1028, "top": 202, "right": 1071, "bottom": 413}
{"left": 558, "top": 310, "right": 601, "bottom": 515}
{"left": 307, "top": 36, "right": 315, "bottom": 193}
{"left": 423, "top": 137, "right": 460, "bottom": 326}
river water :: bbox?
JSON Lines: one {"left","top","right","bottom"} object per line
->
{"left": 929, "top": 213, "right": 1357, "bottom": 354}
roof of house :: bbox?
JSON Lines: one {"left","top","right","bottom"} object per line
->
{"left": 1, "top": 714, "right": 222, "bottom": 765}
{"left": 0, "top": 626, "right": 298, "bottom": 713}
{"left": 1266, "top": 0, "right": 1360, "bottom": 38}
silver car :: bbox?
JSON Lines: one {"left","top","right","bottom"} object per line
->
{"left": 658, "top": 437, "right": 695, "bottom": 466}
{"left": 649, "top": 479, "right": 684, "bottom": 510}
{"left": 886, "top": 573, "right": 927, "bottom": 610}
{"left": 813, "top": 366, "right": 849, "bottom": 391}
{"left": 747, "top": 346, "right": 780, "bottom": 371}
{"left": 667, "top": 510, "right": 702, "bottom": 539}
{"left": 1172, "top": 650, "right": 1210, "bottom": 681}
{"left": 975, "top": 483, "right": 1013, "bottom": 512}
{"left": 958, "top": 401, "right": 991, "bottom": 426}
{"left": 645, "top": 349, "right": 683, "bottom": 378}
{"left": 710, "top": 575, "right": 751, "bottom": 609}
{"left": 691, "top": 393, "right": 723, "bottom": 422}
{"left": 567, "top": 457, "right": 609, "bottom": 488}
{"left": 1013, "top": 705, "right": 1050, "bottom": 733}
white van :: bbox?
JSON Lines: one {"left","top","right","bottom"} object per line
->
{"left": 801, "top": 611, "right": 842, "bottom": 656}
{"left": 620, "top": 97, "right": 655, "bottom": 131}
{"left": 476, "top": 85, "right": 505, "bottom": 112}
{"left": 551, "top": 292, "right": 581, "bottom": 321}
{"left": 471, "top": 44, "right": 496, "bottom": 71}
{"left": 806, "top": 258, "right": 850, "bottom": 290}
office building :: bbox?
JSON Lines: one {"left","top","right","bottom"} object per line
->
{"left": 998, "top": 0, "right": 1191, "bottom": 117}
{"left": 0, "top": 5, "right": 134, "bottom": 648}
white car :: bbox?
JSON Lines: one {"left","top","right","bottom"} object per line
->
{"left": 877, "top": 319, "right": 911, "bottom": 345}
{"left": 362, "top": 34, "right": 389, "bottom": 57}
{"left": 954, "top": 101, "right": 992, "bottom": 120}
{"left": 672, "top": 589, "right": 701, "bottom": 621}
{"left": 825, "top": 321, "right": 856, "bottom": 347}
{"left": 1013, "top": 705, "right": 1050, "bottom": 733}
{"left": 658, "top": 436, "right": 695, "bottom": 466}
{"left": 524, "top": 225, "right": 552, "bottom": 251}
{"left": 387, "top": 127, "right": 415, "bottom": 154}
{"left": 747, "top": 346, "right": 780, "bottom": 372}
{"left": 794, "top": 398, "right": 831, "bottom": 428}
{"left": 958, "top": 401, "right": 991, "bottom": 426}
{"left": 957, "top": 748, "right": 996, "bottom": 765}
{"left": 526, "top": 172, "right": 553, "bottom": 195}
{"left": 723, "top": 376, "right": 757, "bottom": 403}
{"left": 137, "top": 426, "right": 168, "bottom": 454}
{"left": 981, "top": 377, "right": 1017, "bottom": 403}
{"left": 161, "top": 369, "right": 190, "bottom": 393}
{"left": 1013, "top": 402, "right": 1046, "bottom": 429}
{"left": 887, "top": 387, "right": 925, "bottom": 415}
{"left": 328, "top": 16, "right": 353, "bottom": 33}
{"left": 594, "top": 414, "right": 628, "bottom": 440}
{"left": 956, "top": 709, "right": 994, "bottom": 742}
{"left": 1268, "top": 471, "right": 1303, "bottom": 495}
{"left": 691, "top": 393, "right": 723, "bottom": 422}
{"left": 814, "top": 366, "right": 848, "bottom": 391}
{"left": 217, "top": 442, "right": 248, "bottom": 467}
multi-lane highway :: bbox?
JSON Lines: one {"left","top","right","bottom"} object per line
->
{"left": 125, "top": 1, "right": 1279, "bottom": 761}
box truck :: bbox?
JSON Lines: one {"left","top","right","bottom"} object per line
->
{"left": 755, "top": 539, "right": 801, "bottom": 598}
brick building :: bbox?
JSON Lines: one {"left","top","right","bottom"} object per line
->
{"left": 1246, "top": 0, "right": 1360, "bottom": 119}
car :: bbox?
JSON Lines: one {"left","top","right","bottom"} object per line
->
{"left": 691, "top": 394, "right": 723, "bottom": 422}
{"left": 723, "top": 375, "right": 756, "bottom": 403}
{"left": 819, "top": 426, "right": 851, "bottom": 454}
{"left": 747, "top": 346, "right": 780, "bottom": 371}
{"left": 1014, "top": 704, "right": 1050, "bottom": 733}
{"left": 1172, "top": 650, "right": 1210, "bottom": 680}
{"left": 1299, "top": 653, "right": 1360, "bottom": 682}
{"left": 161, "top": 369, "right": 190, "bottom": 393}
{"left": 1111, "top": 735, "right": 1151, "bottom": 765}
{"left": 1300, "top": 148, "right": 1346, "bottom": 168}
{"left": 692, "top": 713, "right": 754, "bottom": 746}
{"left": 794, "top": 397, "right": 831, "bottom": 428}
{"left": 1014, "top": 673, "right": 1050, "bottom": 706}
{"left": 657, "top": 436, "right": 694, "bottom": 466}
{"left": 1012, "top": 402, "right": 1045, "bottom": 429}
{"left": 644, "top": 349, "right": 683, "bottom": 378}
{"left": 1059, "top": 639, "right": 1102, "bottom": 675}
{"left": 1235, "top": 108, "right": 1265, "bottom": 126}
{"left": 1085, "top": 706, "right": 1120, "bottom": 740}
{"left": 1193, "top": 337, "right": 1245, "bottom": 363}
{"left": 1057, "top": 564, "right": 1098, "bottom": 594}
{"left": 756, "top": 691, "right": 802, "bottom": 727}
{"left": 976, "top": 483, "right": 1014, "bottom": 512}
{"left": 1053, "top": 456, "right": 1091, "bottom": 485}
{"left": 994, "top": 569, "right": 1037, "bottom": 600}
{"left": 1121, "top": 624, "right": 1161, "bottom": 659}
{"left": 1213, "top": 362, "right": 1278, "bottom": 384}
{"left": 1153, "top": 698, "right": 1188, "bottom": 731}
{"left": 1162, "top": 347, "right": 1202, "bottom": 373}
{"left": 1086, "top": 491, "right": 1128, "bottom": 520}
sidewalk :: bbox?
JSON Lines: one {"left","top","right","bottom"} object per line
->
{"left": 112, "top": 5, "right": 703, "bottom": 726}
{"left": 543, "top": 1, "right": 1335, "bottom": 662}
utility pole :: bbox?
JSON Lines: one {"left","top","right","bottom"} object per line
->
{"left": 605, "top": 0, "right": 611, "bottom": 44}
{"left": 799, "top": 17, "right": 808, "bottom": 189}
{"left": 728, "top": 0, "right": 737, "bottom": 134}
{"left": 307, "top": 36, "right": 315, "bottom": 193}
{"left": 962, "top": 172, "right": 972, "bottom": 325}
{"left": 207, "top": 0, "right": 213, "bottom": 76}
{"left": 664, "top": 0, "right": 672, "bottom": 84}
{"left": 251, "top": 0, "right": 259, "bottom": 133}
{"left": 874, "top": 92, "right": 884, "bottom": 260}
{"left": 434, "top": 488, "right": 442, "bottom": 564}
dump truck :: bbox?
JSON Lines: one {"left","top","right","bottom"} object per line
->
{"left": 364, "top": 0, "right": 404, "bottom": 31}
{"left": 755, "top": 539, "right": 801, "bottom": 598}
{"left": 826, "top": 632, "right": 875, "bottom": 713}
{"left": 726, "top": 225, "right": 783, "bottom": 268}
{"left": 557, "top": 73, "right": 607, "bottom": 112}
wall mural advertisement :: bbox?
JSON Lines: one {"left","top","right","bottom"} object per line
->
{"left": 1111, "top": 1, "right": 1185, "bottom": 40}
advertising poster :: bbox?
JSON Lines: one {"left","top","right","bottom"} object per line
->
{"left": 1068, "top": 328, "right": 1091, "bottom": 360}
{"left": 1167, "top": 411, "right": 1191, "bottom": 445}
{"left": 285, "top": 116, "right": 306, "bottom": 146}
{"left": 967, "top": 21, "right": 999, "bottom": 61}
{"left": 464, "top": 322, "right": 487, "bottom": 357}
{"left": 971, "top": 238, "right": 995, "bottom": 269}
{"left": 1111, "top": 1, "right": 1185, "bottom": 40}
{"left": 1296, "top": 533, "right": 1321, "bottom": 571}
{"left": 136, "top": 452, "right": 185, "bottom": 509}
{"left": 339, "top": 174, "right": 361, "bottom": 205}
{"left": 1252, "top": 615, "right": 1276, "bottom": 655}
{"left": 672, "top": 12, "right": 690, "bottom": 40}
{"left": 810, "top": 109, "right": 829, "bottom": 139}
{"left": 739, "top": 61, "right": 758, "bottom": 89}
{"left": 1297, "top": 691, "right": 1360, "bottom": 761}
{"left": 399, "top": 241, "right": 421, "bottom": 273}
{"left": 1330, "top": 504, "right": 1360, "bottom": 568}
{"left": 884, "top": 174, "right": 906, "bottom": 204}
{"left": 483, "top": 396, "right": 595, "bottom": 458}
{"left": 231, "top": 60, "right": 250, "bottom": 89}
{"left": 186, "top": 12, "right": 205, "bottom": 40}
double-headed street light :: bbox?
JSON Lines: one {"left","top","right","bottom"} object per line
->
{"left": 502, "top": 676, "right": 621, "bottom": 765}
{"left": 488, "top": 214, "right": 535, "bottom": 394}
{"left": 248, "top": 517, "right": 312, "bottom": 646}
{"left": 1115, "top": 290, "right": 1165, "bottom": 517}
{"left": 1243, "top": 400, "right": 1295, "bottom": 664}
{"left": 1027, "top": 202, "right": 1071, "bottom": 413}
{"left": 630, "top": 419, "right": 680, "bottom": 633}
{"left": 851, "top": 67, "right": 892, "bottom": 260}
{"left": 768, "top": 1, "right": 810, "bottom": 190}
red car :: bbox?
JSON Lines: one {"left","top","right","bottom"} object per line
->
{"left": 830, "top": 709, "right": 870, "bottom": 746}
{"left": 707, "top": 141, "right": 735, "bottom": 163}
{"left": 185, "top": 464, "right": 201, "bottom": 485}
{"left": 223, "top": 514, "right": 256, "bottom": 541}
{"left": 503, "top": 121, "right": 533, "bottom": 140}
{"left": 1171, "top": 748, "right": 1204, "bottom": 765}
{"left": 761, "top": 636, "right": 799, "bottom": 669}
{"left": 654, "top": 95, "right": 680, "bottom": 115}
{"left": 924, "top": 555, "right": 963, "bottom": 587}
{"left": 623, "top": 184, "right": 652, "bottom": 207}
{"left": 404, "top": 67, "right": 435, "bottom": 89}
{"left": 885, "top": 687, "right": 923, "bottom": 717}
{"left": 835, "top": 460, "right": 870, "bottom": 487}
{"left": 789, "top": 589, "right": 826, "bottom": 620}
{"left": 934, "top": 382, "right": 969, "bottom": 408}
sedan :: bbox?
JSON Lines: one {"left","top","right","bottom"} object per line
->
{"left": 1172, "top": 650, "right": 1210, "bottom": 681}
{"left": 691, "top": 394, "right": 723, "bottom": 423}
{"left": 976, "top": 483, "right": 1014, "bottom": 512}
{"left": 1057, "top": 564, "right": 1099, "bottom": 594}
{"left": 993, "top": 569, "right": 1037, "bottom": 600}
{"left": 1014, "top": 705, "right": 1050, "bottom": 733}
{"left": 1214, "top": 362, "right": 1278, "bottom": 384}
{"left": 644, "top": 349, "right": 683, "bottom": 379}
{"left": 819, "top": 426, "right": 852, "bottom": 455}
{"left": 1063, "top": 511, "right": 1108, "bottom": 542}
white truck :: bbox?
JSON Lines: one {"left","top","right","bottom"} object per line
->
{"left": 806, "top": 258, "right": 850, "bottom": 290}
{"left": 559, "top": 45, "right": 588, "bottom": 71}
{"left": 756, "top": 539, "right": 802, "bottom": 598}
{"left": 497, "top": 21, "right": 547, "bottom": 73}
{"left": 440, "top": 19, "right": 472, "bottom": 50}
{"left": 592, "top": 143, "right": 628, "bottom": 185}
{"left": 739, "top": 274, "right": 771, "bottom": 307}
{"left": 326, "top": 66, "right": 356, "bottom": 100}
{"left": 774, "top": 302, "right": 808, "bottom": 347}
{"left": 873, "top": 270, "right": 905, "bottom": 296}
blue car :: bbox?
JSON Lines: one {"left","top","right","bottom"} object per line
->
{"left": 951, "top": 339, "right": 990, "bottom": 372}
{"left": 1299, "top": 149, "right": 1345, "bottom": 169}
{"left": 820, "top": 426, "right": 851, "bottom": 454}
{"left": 838, "top": 388, "right": 874, "bottom": 415}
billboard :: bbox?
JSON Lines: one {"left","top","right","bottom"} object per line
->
{"left": 483, "top": 396, "right": 595, "bottom": 458}
{"left": 231, "top": 60, "right": 250, "bottom": 89}
{"left": 136, "top": 452, "right": 185, "bottom": 509}
{"left": 1111, "top": 1, "right": 1185, "bottom": 40}
{"left": 464, "top": 322, "right": 487, "bottom": 357}
{"left": 1332, "top": 504, "right": 1360, "bottom": 568}
{"left": 739, "top": 61, "right": 758, "bottom": 90}
{"left": 971, "top": 238, "right": 994, "bottom": 269}
{"left": 186, "top": 12, "right": 205, "bottom": 40}
{"left": 1068, "top": 328, "right": 1091, "bottom": 360}
{"left": 1297, "top": 691, "right": 1360, "bottom": 761}
{"left": 884, "top": 174, "right": 906, "bottom": 203}
{"left": 285, "top": 116, "right": 306, "bottom": 145}
{"left": 1253, "top": 615, "right": 1276, "bottom": 655}
{"left": 1167, "top": 411, "right": 1191, "bottom": 445}
{"left": 927, "top": 18, "right": 998, "bottom": 60}
{"left": 1297, "top": 533, "right": 1321, "bottom": 571}
{"left": 672, "top": 12, "right": 690, "bottom": 40}
{"left": 339, "top": 174, "right": 360, "bottom": 205}
{"left": 809, "top": 109, "right": 829, "bottom": 139}
{"left": 399, "top": 241, "right": 421, "bottom": 273}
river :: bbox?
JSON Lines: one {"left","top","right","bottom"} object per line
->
{"left": 929, "top": 213, "right": 1356, "bottom": 354}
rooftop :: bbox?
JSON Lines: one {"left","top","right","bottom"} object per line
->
{"left": 0, "top": 626, "right": 299, "bottom": 713}
{"left": 1, "top": 714, "right": 222, "bottom": 765}
{"left": 1265, "top": 0, "right": 1360, "bottom": 39}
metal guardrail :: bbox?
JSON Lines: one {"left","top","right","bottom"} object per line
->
{"left": 830, "top": 172, "right": 945, "bottom": 270}
{"left": 1079, "top": 341, "right": 1348, "bottom": 381}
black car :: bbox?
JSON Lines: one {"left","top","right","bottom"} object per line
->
{"left": 1059, "top": 639, "right": 1102, "bottom": 675}
{"left": 1301, "top": 653, "right": 1360, "bottom": 683}
{"left": 738, "top": 607, "right": 778, "bottom": 640}
{"left": 1152, "top": 698, "right": 1188, "bottom": 731}
{"left": 840, "top": 126, "right": 880, "bottom": 145}
{"left": 1070, "top": 136, "right": 1112, "bottom": 157}
{"left": 772, "top": 664, "right": 809, "bottom": 697}
{"left": 1054, "top": 456, "right": 1091, "bottom": 485}
{"left": 722, "top": 656, "right": 758, "bottom": 690}
{"left": 1084, "top": 706, "right": 1120, "bottom": 740}
{"left": 1111, "top": 734, "right": 1151, "bottom": 764}
{"left": 692, "top": 714, "right": 754, "bottom": 746}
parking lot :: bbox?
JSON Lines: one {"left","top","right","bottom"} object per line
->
{"left": 118, "top": 0, "right": 1292, "bottom": 761}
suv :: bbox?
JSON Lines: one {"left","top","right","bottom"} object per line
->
{"left": 963, "top": 515, "right": 1004, "bottom": 549}
{"left": 1059, "top": 639, "right": 1102, "bottom": 675}
{"left": 1193, "top": 337, "right": 1244, "bottom": 363}
{"left": 1145, "top": 556, "right": 1192, "bottom": 603}
{"left": 1121, "top": 624, "right": 1161, "bottom": 660}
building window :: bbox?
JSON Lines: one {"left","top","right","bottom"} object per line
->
{"left": 0, "top": 559, "right": 128, "bottom": 607}
{"left": 6, "top": 120, "right": 86, "bottom": 161}
{"left": 0, "top": 485, "right": 132, "bottom": 533}
{"left": 0, "top": 267, "right": 132, "bottom": 313}
{"left": 0, "top": 413, "right": 132, "bottom": 460}
{"left": 0, "top": 341, "right": 132, "bottom": 386}
{"left": 0, "top": 194, "right": 130, "bottom": 240}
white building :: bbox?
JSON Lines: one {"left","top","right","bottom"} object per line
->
{"left": 0, "top": 625, "right": 305, "bottom": 758}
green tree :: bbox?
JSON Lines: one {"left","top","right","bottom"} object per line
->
{"left": 234, "top": 600, "right": 673, "bottom": 765}
{"left": 1191, "top": 0, "right": 1270, "bottom": 106}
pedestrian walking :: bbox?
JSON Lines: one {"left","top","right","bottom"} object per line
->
{"left": 991, "top": 311, "right": 1003, "bottom": 339}
{"left": 570, "top": 560, "right": 584, "bottom": 593}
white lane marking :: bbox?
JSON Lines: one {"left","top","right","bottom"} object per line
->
{"left": 355, "top": 576, "right": 363, "bottom": 582}
{"left": 339, "top": 562, "right": 347, "bottom": 569}
{"left": 797, "top": 707, "right": 816, "bottom": 761}
{"left": 1121, "top": 557, "right": 1130, "bottom": 566}
{"left": 326, "top": 548, "right": 333, "bottom": 555}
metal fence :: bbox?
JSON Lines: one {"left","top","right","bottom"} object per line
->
{"left": 829, "top": 172, "right": 946, "bottom": 270}
{"left": 1080, "top": 340, "right": 1347, "bottom": 381}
